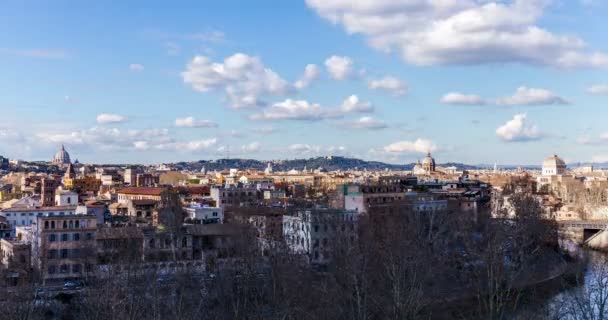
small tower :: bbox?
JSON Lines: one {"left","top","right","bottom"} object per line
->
{"left": 264, "top": 162, "right": 273, "bottom": 174}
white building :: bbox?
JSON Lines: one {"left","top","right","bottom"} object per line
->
{"left": 184, "top": 205, "right": 223, "bottom": 224}
{"left": 0, "top": 206, "right": 77, "bottom": 234}
{"left": 283, "top": 209, "right": 359, "bottom": 265}
{"left": 542, "top": 154, "right": 566, "bottom": 176}
{"left": 55, "top": 189, "right": 78, "bottom": 206}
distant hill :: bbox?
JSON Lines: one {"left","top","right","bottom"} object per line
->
{"left": 170, "top": 157, "right": 481, "bottom": 172}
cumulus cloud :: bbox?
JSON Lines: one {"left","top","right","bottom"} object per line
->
{"left": 306, "top": 0, "right": 608, "bottom": 68}
{"left": 368, "top": 76, "right": 407, "bottom": 96}
{"left": 162, "top": 138, "right": 217, "bottom": 152}
{"left": 340, "top": 116, "right": 388, "bottom": 130}
{"left": 325, "top": 55, "right": 354, "bottom": 80}
{"left": 440, "top": 92, "right": 486, "bottom": 105}
{"left": 340, "top": 95, "right": 374, "bottom": 113}
{"left": 587, "top": 84, "right": 608, "bottom": 96}
{"left": 241, "top": 142, "right": 261, "bottom": 153}
{"left": 496, "top": 113, "right": 541, "bottom": 142}
{"left": 175, "top": 116, "right": 218, "bottom": 128}
{"left": 129, "top": 63, "right": 144, "bottom": 72}
{"left": 496, "top": 86, "right": 569, "bottom": 106}
{"left": 294, "top": 64, "right": 321, "bottom": 89}
{"left": 36, "top": 126, "right": 216, "bottom": 152}
{"left": 96, "top": 113, "right": 128, "bottom": 124}
{"left": 181, "top": 53, "right": 290, "bottom": 108}
{"left": 288, "top": 144, "right": 321, "bottom": 154}
{"left": 384, "top": 138, "right": 437, "bottom": 154}
{"left": 250, "top": 99, "right": 338, "bottom": 121}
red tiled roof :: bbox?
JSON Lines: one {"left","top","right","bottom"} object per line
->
{"left": 1, "top": 206, "right": 77, "bottom": 212}
{"left": 117, "top": 187, "right": 166, "bottom": 196}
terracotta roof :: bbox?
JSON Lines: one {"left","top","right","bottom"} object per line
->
{"left": 117, "top": 187, "right": 166, "bottom": 196}
{"left": 1, "top": 205, "right": 77, "bottom": 212}
{"left": 130, "top": 199, "right": 158, "bottom": 206}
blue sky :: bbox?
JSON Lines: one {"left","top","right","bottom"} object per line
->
{"left": 1, "top": 0, "right": 607, "bottom": 165}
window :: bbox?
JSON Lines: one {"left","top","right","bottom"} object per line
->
{"left": 60, "top": 249, "right": 68, "bottom": 259}
{"left": 73, "top": 233, "right": 80, "bottom": 241}
{"left": 48, "top": 249, "right": 58, "bottom": 259}
{"left": 149, "top": 238, "right": 155, "bottom": 248}
{"left": 182, "top": 237, "right": 188, "bottom": 248}
{"left": 5, "top": 213, "right": 10, "bottom": 217}
{"left": 44, "top": 221, "right": 49, "bottom": 229}
{"left": 29, "top": 212, "right": 34, "bottom": 216}
{"left": 85, "top": 233, "right": 93, "bottom": 241}
{"left": 69, "top": 221, "right": 73, "bottom": 229}
{"left": 59, "top": 264, "right": 68, "bottom": 273}
{"left": 75, "top": 220, "right": 79, "bottom": 228}
{"left": 63, "top": 221, "right": 67, "bottom": 229}
{"left": 48, "top": 234, "right": 57, "bottom": 242}
{"left": 67, "top": 197, "right": 71, "bottom": 204}
{"left": 72, "top": 264, "right": 81, "bottom": 273}
{"left": 20, "top": 213, "right": 26, "bottom": 216}
{"left": 48, "top": 265, "right": 56, "bottom": 274}
{"left": 61, "top": 234, "right": 69, "bottom": 242}
{"left": 212, "top": 212, "right": 218, "bottom": 217}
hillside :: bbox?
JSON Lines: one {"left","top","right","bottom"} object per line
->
{"left": 170, "top": 156, "right": 480, "bottom": 172}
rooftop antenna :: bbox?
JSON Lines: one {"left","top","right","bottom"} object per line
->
{"left": 225, "top": 145, "right": 230, "bottom": 160}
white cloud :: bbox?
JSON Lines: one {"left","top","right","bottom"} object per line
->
{"left": 189, "top": 31, "right": 226, "bottom": 43}
{"left": 175, "top": 116, "right": 218, "bottom": 128}
{"left": 181, "top": 53, "right": 290, "bottom": 108}
{"left": 306, "top": 0, "right": 608, "bottom": 68}
{"left": 288, "top": 144, "right": 321, "bottom": 154}
{"left": 129, "top": 63, "right": 144, "bottom": 72}
{"left": 294, "top": 64, "right": 321, "bottom": 89}
{"left": 496, "top": 113, "right": 541, "bottom": 142}
{"left": 241, "top": 142, "right": 261, "bottom": 153}
{"left": 384, "top": 138, "right": 437, "bottom": 154}
{"left": 35, "top": 126, "right": 216, "bottom": 152}
{"left": 164, "top": 138, "right": 217, "bottom": 152}
{"left": 251, "top": 127, "right": 277, "bottom": 135}
{"left": 340, "top": 95, "right": 374, "bottom": 113}
{"left": 592, "top": 154, "right": 608, "bottom": 163}
{"left": 587, "top": 84, "right": 608, "bottom": 96}
{"left": 341, "top": 116, "right": 388, "bottom": 130}
{"left": 368, "top": 76, "right": 407, "bottom": 96}
{"left": 251, "top": 99, "right": 338, "bottom": 121}
{"left": 496, "top": 87, "right": 568, "bottom": 106}
{"left": 96, "top": 113, "right": 128, "bottom": 124}
{"left": 325, "top": 55, "right": 354, "bottom": 80}
{"left": 440, "top": 92, "right": 486, "bottom": 105}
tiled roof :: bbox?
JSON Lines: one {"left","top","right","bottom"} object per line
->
{"left": 1, "top": 206, "right": 77, "bottom": 212}
{"left": 117, "top": 187, "right": 166, "bottom": 196}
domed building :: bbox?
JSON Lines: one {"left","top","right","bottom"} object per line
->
{"left": 542, "top": 154, "right": 566, "bottom": 176}
{"left": 52, "top": 145, "right": 71, "bottom": 166}
{"left": 413, "top": 160, "right": 426, "bottom": 175}
{"left": 421, "top": 152, "right": 436, "bottom": 173}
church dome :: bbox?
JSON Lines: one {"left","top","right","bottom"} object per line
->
{"left": 542, "top": 154, "right": 566, "bottom": 176}
{"left": 52, "top": 145, "right": 71, "bottom": 165}
{"left": 421, "top": 152, "right": 435, "bottom": 166}
{"left": 543, "top": 154, "right": 566, "bottom": 169}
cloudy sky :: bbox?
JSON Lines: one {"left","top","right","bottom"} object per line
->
{"left": 1, "top": 0, "right": 607, "bottom": 165}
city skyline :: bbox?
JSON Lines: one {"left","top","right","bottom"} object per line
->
{"left": 1, "top": 1, "right": 608, "bottom": 165}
